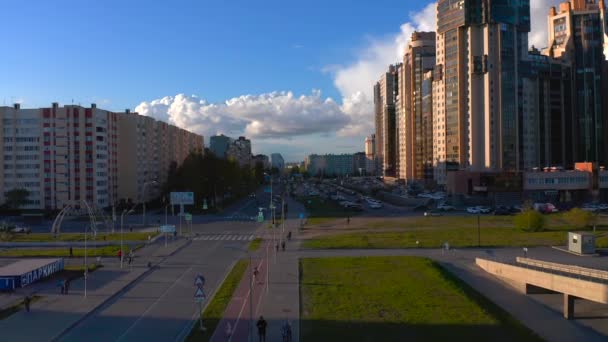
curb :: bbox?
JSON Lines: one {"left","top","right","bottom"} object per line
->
{"left": 50, "top": 238, "right": 192, "bottom": 341}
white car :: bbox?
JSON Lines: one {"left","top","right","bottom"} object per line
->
{"left": 466, "top": 207, "right": 481, "bottom": 214}
{"left": 369, "top": 202, "right": 383, "bottom": 209}
{"left": 11, "top": 226, "right": 31, "bottom": 234}
{"left": 437, "top": 204, "right": 455, "bottom": 211}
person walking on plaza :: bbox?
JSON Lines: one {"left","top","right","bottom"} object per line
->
{"left": 281, "top": 240, "right": 285, "bottom": 251}
{"left": 257, "top": 316, "right": 267, "bottom": 342}
{"left": 128, "top": 250, "right": 134, "bottom": 265}
{"left": 281, "top": 320, "right": 292, "bottom": 342}
{"left": 117, "top": 249, "right": 122, "bottom": 262}
{"left": 23, "top": 295, "right": 31, "bottom": 312}
{"left": 64, "top": 279, "right": 70, "bottom": 294}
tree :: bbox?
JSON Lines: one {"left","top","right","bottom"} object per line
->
{"left": 514, "top": 209, "right": 545, "bottom": 232}
{"left": 290, "top": 166, "right": 300, "bottom": 175}
{"left": 563, "top": 208, "right": 594, "bottom": 229}
{"left": 5, "top": 189, "right": 29, "bottom": 209}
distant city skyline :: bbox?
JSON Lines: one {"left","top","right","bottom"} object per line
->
{"left": 0, "top": 0, "right": 572, "bottom": 162}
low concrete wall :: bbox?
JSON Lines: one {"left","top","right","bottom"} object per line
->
{"left": 376, "top": 191, "right": 431, "bottom": 208}
{"left": 476, "top": 258, "right": 608, "bottom": 304}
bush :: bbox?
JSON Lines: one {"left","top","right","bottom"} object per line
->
{"left": 514, "top": 210, "right": 545, "bottom": 232}
{"left": 563, "top": 208, "right": 594, "bottom": 229}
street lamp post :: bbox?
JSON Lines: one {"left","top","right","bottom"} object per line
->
{"left": 142, "top": 181, "right": 158, "bottom": 227}
{"left": 120, "top": 207, "right": 135, "bottom": 269}
{"left": 225, "top": 246, "right": 254, "bottom": 342}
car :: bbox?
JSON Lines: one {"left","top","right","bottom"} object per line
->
{"left": 437, "top": 204, "right": 455, "bottom": 211}
{"left": 424, "top": 210, "right": 442, "bottom": 217}
{"left": 369, "top": 202, "right": 383, "bottom": 209}
{"left": 477, "top": 206, "right": 492, "bottom": 214}
{"left": 466, "top": 207, "right": 481, "bottom": 214}
{"left": 11, "top": 226, "right": 31, "bottom": 234}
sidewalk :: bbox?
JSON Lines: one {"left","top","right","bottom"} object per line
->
{"left": 211, "top": 194, "right": 302, "bottom": 342}
{"left": 0, "top": 237, "right": 190, "bottom": 341}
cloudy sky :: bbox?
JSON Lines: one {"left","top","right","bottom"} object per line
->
{"left": 1, "top": 0, "right": 563, "bottom": 162}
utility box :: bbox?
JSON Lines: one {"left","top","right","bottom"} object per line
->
{"left": 568, "top": 232, "right": 596, "bottom": 255}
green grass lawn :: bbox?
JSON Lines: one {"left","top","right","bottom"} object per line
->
{"left": 300, "top": 256, "right": 540, "bottom": 342}
{"left": 304, "top": 214, "right": 608, "bottom": 249}
{"left": 248, "top": 237, "right": 262, "bottom": 251}
{"left": 187, "top": 259, "right": 249, "bottom": 342}
{"left": 0, "top": 244, "right": 143, "bottom": 257}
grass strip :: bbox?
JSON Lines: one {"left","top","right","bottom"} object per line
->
{"left": 0, "top": 244, "right": 143, "bottom": 257}
{"left": 187, "top": 259, "right": 249, "bottom": 341}
{"left": 248, "top": 238, "right": 262, "bottom": 252}
{"left": 300, "top": 256, "right": 541, "bottom": 341}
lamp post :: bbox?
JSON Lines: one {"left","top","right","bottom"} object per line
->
{"left": 225, "top": 246, "right": 254, "bottom": 342}
{"left": 142, "top": 181, "right": 158, "bottom": 227}
{"left": 120, "top": 207, "right": 135, "bottom": 269}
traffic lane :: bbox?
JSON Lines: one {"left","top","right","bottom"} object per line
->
{"left": 59, "top": 239, "right": 248, "bottom": 342}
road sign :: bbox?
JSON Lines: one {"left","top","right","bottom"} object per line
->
{"left": 160, "top": 225, "right": 176, "bottom": 233}
{"left": 202, "top": 199, "right": 208, "bottom": 210}
{"left": 195, "top": 275, "right": 205, "bottom": 287}
{"left": 257, "top": 211, "right": 264, "bottom": 222}
{"left": 264, "top": 187, "right": 271, "bottom": 193}
{"left": 194, "top": 287, "right": 206, "bottom": 302}
{"left": 299, "top": 213, "right": 305, "bottom": 219}
{"left": 185, "top": 213, "right": 192, "bottom": 222}
{"left": 170, "top": 192, "right": 194, "bottom": 205}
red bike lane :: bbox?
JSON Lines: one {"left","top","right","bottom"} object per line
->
{"left": 210, "top": 241, "right": 271, "bottom": 342}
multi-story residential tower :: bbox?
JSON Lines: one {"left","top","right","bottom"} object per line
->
{"left": 305, "top": 154, "right": 356, "bottom": 177}
{"left": 364, "top": 134, "right": 376, "bottom": 175}
{"left": 546, "top": 0, "right": 608, "bottom": 165}
{"left": 398, "top": 32, "right": 436, "bottom": 182}
{"left": 116, "top": 110, "right": 203, "bottom": 204}
{"left": 1, "top": 103, "right": 118, "bottom": 209}
{"left": 520, "top": 48, "right": 575, "bottom": 170}
{"left": 421, "top": 70, "right": 435, "bottom": 184}
{"left": 0, "top": 103, "right": 202, "bottom": 210}
{"left": 226, "top": 136, "right": 252, "bottom": 167}
{"left": 271, "top": 153, "right": 285, "bottom": 172}
{"left": 209, "top": 134, "right": 233, "bottom": 159}
{"left": 433, "top": 0, "right": 531, "bottom": 184}
{"left": 374, "top": 64, "right": 401, "bottom": 177}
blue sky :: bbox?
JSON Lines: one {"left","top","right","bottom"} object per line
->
{"left": 0, "top": 0, "right": 556, "bottom": 161}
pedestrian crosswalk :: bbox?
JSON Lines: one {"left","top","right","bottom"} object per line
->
{"left": 193, "top": 234, "right": 257, "bottom": 241}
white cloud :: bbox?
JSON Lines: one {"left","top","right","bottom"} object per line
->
{"left": 529, "top": 0, "right": 561, "bottom": 49}
{"left": 135, "top": 91, "right": 349, "bottom": 140}
{"left": 330, "top": 2, "right": 437, "bottom": 136}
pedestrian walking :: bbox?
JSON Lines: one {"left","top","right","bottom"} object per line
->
{"left": 128, "top": 250, "right": 134, "bottom": 265}
{"left": 287, "top": 231, "right": 292, "bottom": 241}
{"left": 117, "top": 249, "right": 123, "bottom": 262}
{"left": 57, "top": 279, "right": 64, "bottom": 294}
{"left": 275, "top": 243, "right": 279, "bottom": 252}
{"left": 69, "top": 246, "right": 73, "bottom": 257}
{"left": 281, "top": 241, "right": 285, "bottom": 251}
{"left": 23, "top": 295, "right": 31, "bottom": 312}
{"left": 64, "top": 279, "right": 70, "bottom": 294}
{"left": 256, "top": 316, "right": 267, "bottom": 342}
{"left": 281, "top": 320, "right": 292, "bottom": 342}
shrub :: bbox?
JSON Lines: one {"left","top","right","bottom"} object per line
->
{"left": 514, "top": 209, "right": 545, "bottom": 232}
{"left": 563, "top": 208, "right": 594, "bottom": 229}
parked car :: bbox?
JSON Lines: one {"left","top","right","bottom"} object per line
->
{"left": 11, "top": 226, "right": 31, "bottom": 234}
{"left": 369, "top": 202, "right": 383, "bottom": 209}
{"left": 437, "top": 204, "right": 455, "bottom": 211}
{"left": 477, "top": 206, "right": 492, "bottom": 214}
{"left": 466, "top": 207, "right": 481, "bottom": 214}
{"left": 424, "top": 210, "right": 442, "bottom": 217}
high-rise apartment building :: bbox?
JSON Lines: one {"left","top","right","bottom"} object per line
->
{"left": 1, "top": 103, "right": 118, "bottom": 209}
{"left": 209, "top": 134, "right": 233, "bottom": 159}
{"left": 271, "top": 153, "right": 285, "bottom": 172}
{"left": 226, "top": 136, "right": 252, "bottom": 167}
{"left": 364, "top": 134, "right": 376, "bottom": 175}
{"left": 116, "top": 110, "right": 203, "bottom": 204}
{"left": 433, "top": 0, "right": 530, "bottom": 184}
{"left": 520, "top": 48, "right": 575, "bottom": 170}
{"left": 398, "top": 32, "right": 436, "bottom": 182}
{"left": 545, "top": 0, "right": 608, "bottom": 165}
{"left": 305, "top": 153, "right": 356, "bottom": 177}
{"left": 0, "top": 103, "right": 203, "bottom": 210}
{"left": 374, "top": 64, "right": 401, "bottom": 177}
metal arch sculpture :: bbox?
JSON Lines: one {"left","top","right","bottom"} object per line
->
{"left": 50, "top": 200, "right": 98, "bottom": 237}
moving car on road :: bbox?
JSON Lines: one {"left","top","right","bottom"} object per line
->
{"left": 424, "top": 210, "right": 442, "bottom": 217}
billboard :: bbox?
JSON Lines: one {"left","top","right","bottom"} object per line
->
{"left": 170, "top": 192, "right": 194, "bottom": 205}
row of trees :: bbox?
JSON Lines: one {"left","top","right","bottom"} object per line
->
{"left": 514, "top": 207, "right": 599, "bottom": 232}
{"left": 161, "top": 150, "right": 266, "bottom": 211}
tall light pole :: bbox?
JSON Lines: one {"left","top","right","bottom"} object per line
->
{"left": 225, "top": 246, "right": 254, "bottom": 342}
{"left": 142, "top": 181, "right": 158, "bottom": 227}
{"left": 120, "top": 207, "right": 135, "bottom": 269}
